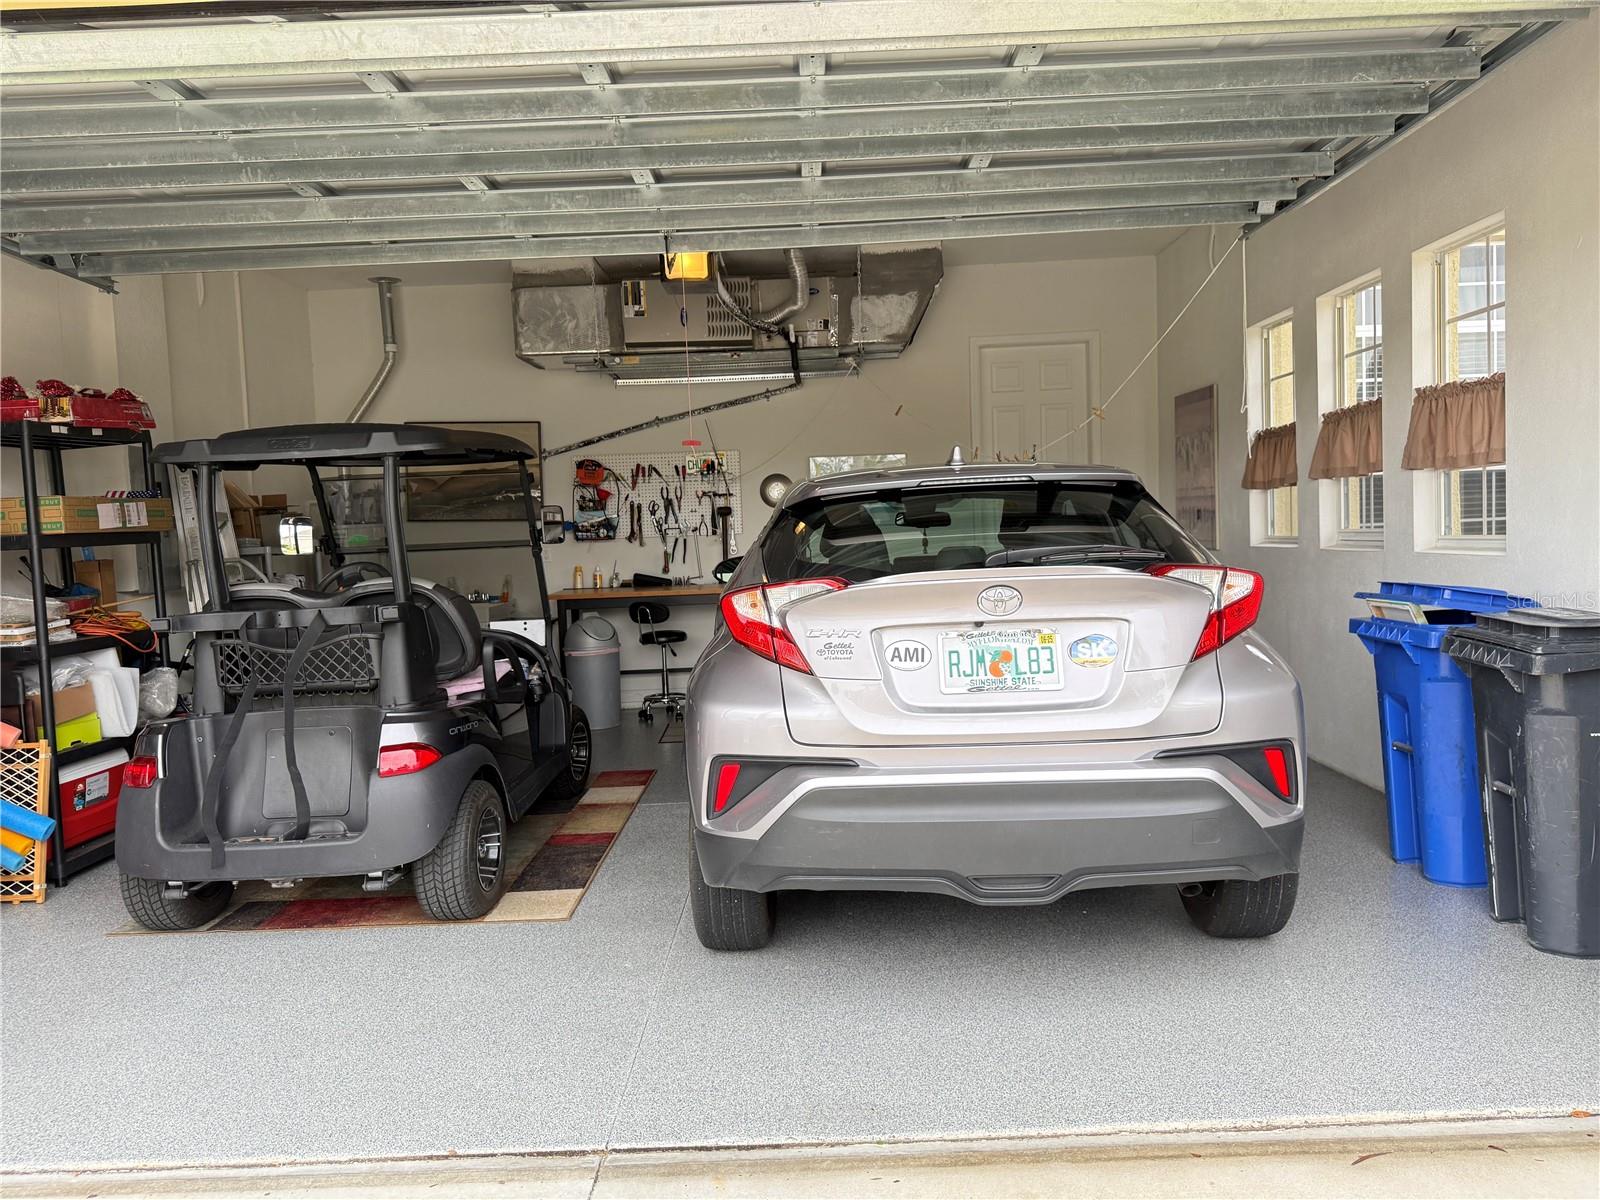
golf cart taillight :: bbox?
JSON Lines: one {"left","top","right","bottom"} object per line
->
{"left": 123, "top": 756, "right": 160, "bottom": 789}
{"left": 378, "top": 743, "right": 442, "bottom": 778}
{"left": 1146, "top": 564, "right": 1264, "bottom": 659}
{"left": 720, "top": 578, "right": 847, "bottom": 674}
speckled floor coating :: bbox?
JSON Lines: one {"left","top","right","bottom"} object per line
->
{"left": 1, "top": 722, "right": 1594, "bottom": 1171}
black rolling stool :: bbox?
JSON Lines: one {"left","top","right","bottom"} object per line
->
{"left": 629, "top": 600, "right": 687, "bottom": 723}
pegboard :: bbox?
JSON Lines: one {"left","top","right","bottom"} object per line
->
{"left": 582, "top": 450, "right": 742, "bottom": 543}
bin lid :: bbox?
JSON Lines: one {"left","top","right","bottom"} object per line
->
{"left": 564, "top": 615, "right": 620, "bottom": 654}
{"left": 1354, "top": 580, "right": 1536, "bottom": 613}
{"left": 1444, "top": 607, "right": 1600, "bottom": 676}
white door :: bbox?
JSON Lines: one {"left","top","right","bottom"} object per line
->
{"left": 974, "top": 340, "right": 1091, "bottom": 462}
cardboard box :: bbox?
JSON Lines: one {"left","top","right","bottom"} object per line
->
{"left": 225, "top": 485, "right": 291, "bottom": 543}
{"left": 0, "top": 680, "right": 98, "bottom": 742}
{"left": 71, "top": 558, "right": 118, "bottom": 603}
{"left": 0, "top": 495, "right": 174, "bottom": 537}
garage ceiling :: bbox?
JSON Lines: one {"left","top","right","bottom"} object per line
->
{"left": 0, "top": 0, "right": 1593, "bottom": 290}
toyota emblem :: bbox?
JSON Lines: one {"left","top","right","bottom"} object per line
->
{"left": 976, "top": 585, "right": 1022, "bottom": 616}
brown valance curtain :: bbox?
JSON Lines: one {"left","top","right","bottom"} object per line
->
{"left": 1240, "top": 422, "right": 1297, "bottom": 490}
{"left": 1401, "top": 373, "right": 1505, "bottom": 471}
{"left": 1309, "top": 398, "right": 1382, "bottom": 480}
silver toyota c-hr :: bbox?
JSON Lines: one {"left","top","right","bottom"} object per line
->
{"left": 686, "top": 460, "right": 1304, "bottom": 950}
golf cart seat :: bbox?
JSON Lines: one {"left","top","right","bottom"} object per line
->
{"left": 345, "top": 577, "right": 483, "bottom": 682}
{"left": 226, "top": 582, "right": 348, "bottom": 611}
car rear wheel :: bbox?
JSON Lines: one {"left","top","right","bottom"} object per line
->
{"left": 544, "top": 704, "right": 593, "bottom": 804}
{"left": 414, "top": 780, "right": 508, "bottom": 920}
{"left": 689, "top": 832, "right": 772, "bottom": 951}
{"left": 1181, "top": 873, "right": 1298, "bottom": 938}
{"left": 120, "top": 874, "right": 234, "bottom": 931}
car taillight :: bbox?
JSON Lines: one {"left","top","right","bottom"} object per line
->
{"left": 719, "top": 577, "right": 847, "bottom": 674}
{"left": 377, "top": 743, "right": 442, "bottom": 778}
{"left": 1262, "top": 745, "right": 1293, "bottom": 798}
{"left": 123, "top": 756, "right": 160, "bottom": 789}
{"left": 712, "top": 762, "right": 741, "bottom": 814}
{"left": 1146, "top": 564, "right": 1264, "bottom": 660}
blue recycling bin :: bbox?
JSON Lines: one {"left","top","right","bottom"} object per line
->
{"left": 1350, "top": 582, "right": 1535, "bottom": 887}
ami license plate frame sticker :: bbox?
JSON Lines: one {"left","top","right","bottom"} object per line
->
{"left": 938, "top": 627, "right": 1063, "bottom": 694}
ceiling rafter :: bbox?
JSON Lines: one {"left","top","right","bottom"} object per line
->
{"left": 74, "top": 203, "right": 1266, "bottom": 275}
{"left": 0, "top": 49, "right": 1480, "bottom": 141}
{"left": 1, "top": 115, "right": 1402, "bottom": 195}
{"left": 0, "top": 0, "right": 1585, "bottom": 285}
{"left": 1, "top": 0, "right": 1588, "bottom": 82}
{"left": 13, "top": 180, "right": 1300, "bottom": 256}
{"left": 0, "top": 154, "right": 1333, "bottom": 234}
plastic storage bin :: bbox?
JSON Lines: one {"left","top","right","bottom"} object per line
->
{"left": 563, "top": 616, "right": 621, "bottom": 731}
{"left": 1445, "top": 608, "right": 1600, "bottom": 957}
{"left": 1350, "top": 581, "right": 1534, "bottom": 886}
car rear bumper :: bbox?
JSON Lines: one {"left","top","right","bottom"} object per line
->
{"left": 694, "top": 759, "right": 1303, "bottom": 903}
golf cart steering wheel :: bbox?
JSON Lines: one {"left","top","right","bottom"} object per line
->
{"left": 316, "top": 561, "right": 390, "bottom": 593}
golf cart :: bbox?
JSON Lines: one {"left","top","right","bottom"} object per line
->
{"left": 117, "top": 423, "right": 591, "bottom": 929}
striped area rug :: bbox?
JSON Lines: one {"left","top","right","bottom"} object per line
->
{"left": 110, "top": 769, "right": 652, "bottom": 935}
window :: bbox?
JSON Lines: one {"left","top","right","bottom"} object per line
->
{"left": 1260, "top": 317, "right": 1298, "bottom": 540}
{"left": 1436, "top": 227, "right": 1506, "bottom": 539}
{"left": 1334, "top": 280, "right": 1384, "bottom": 539}
{"left": 808, "top": 453, "right": 907, "bottom": 478}
{"left": 762, "top": 480, "right": 1207, "bottom": 583}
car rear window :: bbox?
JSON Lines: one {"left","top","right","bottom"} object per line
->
{"left": 762, "top": 480, "right": 1209, "bottom": 582}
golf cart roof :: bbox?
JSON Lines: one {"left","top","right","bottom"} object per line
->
{"left": 152, "top": 423, "right": 537, "bottom": 469}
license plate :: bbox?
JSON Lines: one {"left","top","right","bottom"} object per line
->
{"left": 938, "top": 628, "right": 1062, "bottom": 694}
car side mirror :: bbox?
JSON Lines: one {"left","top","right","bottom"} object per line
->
{"left": 713, "top": 556, "right": 742, "bottom": 584}
{"left": 278, "top": 515, "right": 315, "bottom": 556}
{"left": 541, "top": 505, "right": 567, "bottom": 544}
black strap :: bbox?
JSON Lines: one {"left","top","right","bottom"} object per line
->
{"left": 278, "top": 611, "right": 326, "bottom": 843}
{"left": 199, "top": 668, "right": 261, "bottom": 870}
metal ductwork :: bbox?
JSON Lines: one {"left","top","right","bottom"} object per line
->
{"left": 347, "top": 276, "right": 400, "bottom": 423}
{"left": 512, "top": 244, "right": 942, "bottom": 383}
{"left": 712, "top": 248, "right": 807, "bottom": 335}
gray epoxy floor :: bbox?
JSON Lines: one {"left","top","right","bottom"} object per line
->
{"left": 1, "top": 722, "right": 1595, "bottom": 1171}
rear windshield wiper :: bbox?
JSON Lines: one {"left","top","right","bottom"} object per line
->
{"left": 983, "top": 545, "right": 1169, "bottom": 567}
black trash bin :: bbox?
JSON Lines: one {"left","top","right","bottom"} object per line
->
{"left": 1444, "top": 608, "right": 1600, "bottom": 958}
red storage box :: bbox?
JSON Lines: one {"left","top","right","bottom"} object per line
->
{"left": 58, "top": 748, "right": 128, "bottom": 849}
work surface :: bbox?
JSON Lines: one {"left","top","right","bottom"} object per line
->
{"left": 550, "top": 583, "right": 723, "bottom": 604}
{"left": 1, "top": 724, "right": 1594, "bottom": 1171}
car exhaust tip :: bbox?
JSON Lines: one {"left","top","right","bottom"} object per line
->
{"left": 1178, "top": 883, "right": 1206, "bottom": 898}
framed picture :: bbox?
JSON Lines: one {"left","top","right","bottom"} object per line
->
{"left": 404, "top": 420, "right": 542, "bottom": 522}
{"left": 1172, "top": 385, "right": 1218, "bottom": 550}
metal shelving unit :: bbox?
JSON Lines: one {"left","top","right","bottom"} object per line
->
{"left": 1, "top": 421, "right": 170, "bottom": 887}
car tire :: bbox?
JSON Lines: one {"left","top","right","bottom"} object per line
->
{"left": 120, "top": 874, "right": 234, "bottom": 931}
{"left": 1181, "top": 873, "right": 1298, "bottom": 938}
{"left": 414, "top": 780, "right": 508, "bottom": 920}
{"left": 689, "top": 831, "right": 772, "bottom": 951}
{"left": 544, "top": 704, "right": 593, "bottom": 804}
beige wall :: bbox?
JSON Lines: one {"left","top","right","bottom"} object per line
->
{"left": 1155, "top": 19, "right": 1600, "bottom": 789}
{"left": 303, "top": 254, "right": 1160, "bottom": 675}
{"left": 0, "top": 259, "right": 170, "bottom": 595}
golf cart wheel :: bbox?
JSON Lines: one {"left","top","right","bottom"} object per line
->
{"left": 1181, "top": 873, "right": 1299, "bottom": 938}
{"left": 120, "top": 874, "right": 234, "bottom": 931}
{"left": 414, "top": 780, "right": 508, "bottom": 921}
{"left": 689, "top": 831, "right": 772, "bottom": 951}
{"left": 545, "top": 705, "right": 593, "bottom": 804}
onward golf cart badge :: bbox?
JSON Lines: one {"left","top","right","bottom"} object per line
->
{"left": 1069, "top": 634, "right": 1120, "bottom": 668}
{"left": 976, "top": 585, "right": 1022, "bottom": 616}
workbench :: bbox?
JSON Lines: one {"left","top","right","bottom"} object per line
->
{"left": 550, "top": 584, "right": 723, "bottom": 676}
